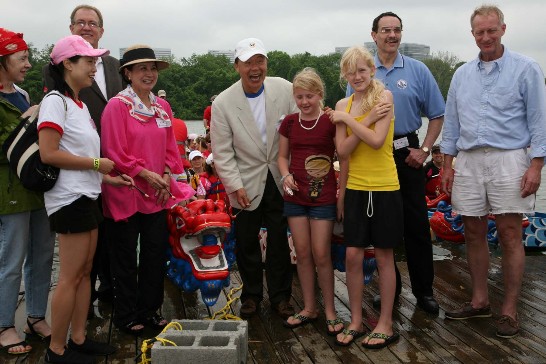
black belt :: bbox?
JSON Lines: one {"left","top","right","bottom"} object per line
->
{"left": 393, "top": 131, "right": 417, "bottom": 141}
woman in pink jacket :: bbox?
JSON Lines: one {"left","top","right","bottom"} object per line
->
{"left": 100, "top": 45, "right": 194, "bottom": 336}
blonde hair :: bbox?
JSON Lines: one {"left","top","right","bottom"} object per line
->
{"left": 340, "top": 46, "right": 385, "bottom": 114}
{"left": 471, "top": 4, "right": 505, "bottom": 27}
{"left": 292, "top": 67, "right": 325, "bottom": 107}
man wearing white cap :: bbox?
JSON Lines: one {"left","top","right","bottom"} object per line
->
{"left": 211, "top": 38, "right": 298, "bottom": 319}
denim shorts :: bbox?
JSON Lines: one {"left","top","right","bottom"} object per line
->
{"left": 283, "top": 201, "right": 336, "bottom": 220}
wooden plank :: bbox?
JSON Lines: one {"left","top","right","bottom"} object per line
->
{"left": 426, "top": 258, "right": 546, "bottom": 363}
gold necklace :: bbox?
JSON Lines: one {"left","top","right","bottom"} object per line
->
{"left": 298, "top": 111, "right": 322, "bottom": 130}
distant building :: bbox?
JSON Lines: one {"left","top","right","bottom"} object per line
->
{"left": 336, "top": 42, "right": 430, "bottom": 61}
{"left": 119, "top": 47, "right": 172, "bottom": 59}
{"left": 208, "top": 50, "right": 236, "bottom": 63}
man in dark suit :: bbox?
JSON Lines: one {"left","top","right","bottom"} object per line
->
{"left": 43, "top": 5, "right": 124, "bottom": 307}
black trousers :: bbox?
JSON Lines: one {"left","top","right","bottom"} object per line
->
{"left": 393, "top": 134, "right": 435, "bottom": 297}
{"left": 105, "top": 210, "right": 168, "bottom": 326}
{"left": 233, "top": 170, "right": 293, "bottom": 305}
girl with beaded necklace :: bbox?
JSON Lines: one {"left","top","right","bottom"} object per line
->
{"left": 277, "top": 68, "right": 344, "bottom": 335}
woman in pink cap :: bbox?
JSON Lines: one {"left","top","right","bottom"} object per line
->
{"left": 0, "top": 27, "right": 54, "bottom": 357}
{"left": 38, "top": 35, "right": 132, "bottom": 364}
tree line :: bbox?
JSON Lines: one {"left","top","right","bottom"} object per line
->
{"left": 20, "top": 44, "right": 461, "bottom": 120}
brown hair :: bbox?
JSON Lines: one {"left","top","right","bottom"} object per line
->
{"left": 470, "top": 4, "right": 504, "bottom": 28}
{"left": 70, "top": 5, "right": 103, "bottom": 27}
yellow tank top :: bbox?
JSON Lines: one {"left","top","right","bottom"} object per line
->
{"left": 345, "top": 95, "right": 399, "bottom": 191}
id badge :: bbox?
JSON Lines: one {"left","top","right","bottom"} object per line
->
{"left": 393, "top": 137, "right": 409, "bottom": 150}
{"left": 156, "top": 118, "right": 171, "bottom": 128}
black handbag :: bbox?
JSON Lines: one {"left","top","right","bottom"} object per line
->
{"left": 2, "top": 92, "right": 66, "bottom": 192}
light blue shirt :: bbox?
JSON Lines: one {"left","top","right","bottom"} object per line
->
{"left": 346, "top": 52, "right": 445, "bottom": 136}
{"left": 441, "top": 47, "right": 546, "bottom": 160}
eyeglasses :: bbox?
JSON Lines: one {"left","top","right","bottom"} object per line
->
{"left": 379, "top": 27, "right": 402, "bottom": 35}
{"left": 73, "top": 21, "right": 101, "bottom": 29}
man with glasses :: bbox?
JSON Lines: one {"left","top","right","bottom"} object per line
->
{"left": 347, "top": 12, "right": 445, "bottom": 314}
{"left": 441, "top": 5, "right": 546, "bottom": 338}
{"left": 42, "top": 4, "right": 124, "bottom": 310}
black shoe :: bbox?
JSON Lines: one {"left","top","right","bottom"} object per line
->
{"left": 142, "top": 313, "right": 168, "bottom": 329}
{"left": 372, "top": 287, "right": 402, "bottom": 310}
{"left": 116, "top": 320, "right": 144, "bottom": 336}
{"left": 372, "top": 293, "right": 400, "bottom": 309}
{"left": 272, "top": 300, "right": 295, "bottom": 320}
{"left": 416, "top": 295, "right": 439, "bottom": 314}
{"left": 67, "top": 337, "right": 116, "bottom": 356}
{"left": 240, "top": 299, "right": 258, "bottom": 319}
{"left": 45, "top": 347, "right": 95, "bottom": 364}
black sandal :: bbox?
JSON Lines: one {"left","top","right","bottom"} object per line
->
{"left": 143, "top": 313, "right": 168, "bottom": 329}
{"left": 25, "top": 317, "right": 51, "bottom": 342}
{"left": 117, "top": 320, "right": 144, "bottom": 336}
{"left": 0, "top": 326, "right": 32, "bottom": 355}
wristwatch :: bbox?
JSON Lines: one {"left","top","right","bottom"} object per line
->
{"left": 421, "top": 146, "right": 430, "bottom": 154}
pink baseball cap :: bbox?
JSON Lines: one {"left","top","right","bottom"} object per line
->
{"left": 50, "top": 35, "right": 109, "bottom": 65}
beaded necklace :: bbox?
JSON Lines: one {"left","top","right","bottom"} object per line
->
{"left": 298, "top": 110, "right": 322, "bottom": 130}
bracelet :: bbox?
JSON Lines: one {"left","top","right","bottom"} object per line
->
{"left": 163, "top": 171, "right": 171, "bottom": 176}
{"left": 280, "top": 173, "right": 292, "bottom": 183}
{"left": 93, "top": 158, "right": 100, "bottom": 171}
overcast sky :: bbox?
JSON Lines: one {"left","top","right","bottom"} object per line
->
{"left": 4, "top": 0, "right": 546, "bottom": 71}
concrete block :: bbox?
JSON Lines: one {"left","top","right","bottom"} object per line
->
{"left": 151, "top": 320, "right": 248, "bottom": 364}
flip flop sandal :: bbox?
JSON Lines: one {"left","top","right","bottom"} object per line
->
{"left": 283, "top": 313, "right": 317, "bottom": 329}
{"left": 361, "top": 331, "right": 400, "bottom": 349}
{"left": 335, "top": 328, "right": 365, "bottom": 346}
{"left": 326, "top": 318, "right": 345, "bottom": 336}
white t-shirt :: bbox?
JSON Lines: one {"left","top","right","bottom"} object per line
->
{"left": 247, "top": 91, "right": 267, "bottom": 145}
{"left": 38, "top": 92, "right": 102, "bottom": 216}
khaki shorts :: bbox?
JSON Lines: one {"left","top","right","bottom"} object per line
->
{"left": 452, "top": 148, "right": 535, "bottom": 216}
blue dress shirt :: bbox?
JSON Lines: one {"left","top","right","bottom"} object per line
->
{"left": 441, "top": 47, "right": 546, "bottom": 160}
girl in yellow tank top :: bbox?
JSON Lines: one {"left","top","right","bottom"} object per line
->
{"left": 325, "top": 46, "right": 402, "bottom": 349}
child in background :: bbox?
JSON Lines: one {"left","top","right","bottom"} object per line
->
{"left": 326, "top": 45, "right": 401, "bottom": 349}
{"left": 202, "top": 154, "right": 228, "bottom": 205}
{"left": 277, "top": 68, "right": 343, "bottom": 336}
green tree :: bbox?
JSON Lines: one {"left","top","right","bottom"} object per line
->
{"left": 267, "top": 51, "right": 292, "bottom": 80}
{"left": 20, "top": 43, "right": 53, "bottom": 104}
{"left": 156, "top": 54, "right": 237, "bottom": 119}
{"left": 423, "top": 51, "right": 460, "bottom": 100}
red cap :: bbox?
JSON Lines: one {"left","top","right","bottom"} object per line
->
{"left": 0, "top": 28, "right": 28, "bottom": 56}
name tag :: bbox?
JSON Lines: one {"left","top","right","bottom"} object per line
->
{"left": 393, "top": 137, "right": 409, "bottom": 150}
{"left": 156, "top": 118, "right": 171, "bottom": 128}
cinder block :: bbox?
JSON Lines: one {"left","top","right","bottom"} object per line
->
{"left": 151, "top": 320, "right": 248, "bottom": 364}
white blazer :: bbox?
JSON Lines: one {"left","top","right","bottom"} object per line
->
{"left": 211, "top": 77, "right": 298, "bottom": 210}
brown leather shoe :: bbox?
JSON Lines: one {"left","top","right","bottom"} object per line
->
{"left": 273, "top": 300, "right": 295, "bottom": 320}
{"left": 496, "top": 315, "right": 519, "bottom": 338}
{"left": 445, "top": 302, "right": 492, "bottom": 320}
{"left": 240, "top": 299, "right": 258, "bottom": 318}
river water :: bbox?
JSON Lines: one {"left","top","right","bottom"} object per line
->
{"left": 184, "top": 118, "right": 546, "bottom": 212}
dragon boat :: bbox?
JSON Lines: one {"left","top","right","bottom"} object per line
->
{"left": 166, "top": 199, "right": 236, "bottom": 306}
{"left": 428, "top": 201, "right": 545, "bottom": 251}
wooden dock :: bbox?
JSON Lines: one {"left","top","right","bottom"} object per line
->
{"left": 3, "top": 241, "right": 546, "bottom": 363}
